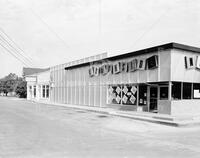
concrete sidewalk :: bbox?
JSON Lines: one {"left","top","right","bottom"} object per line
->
{"left": 31, "top": 100, "right": 200, "bottom": 127}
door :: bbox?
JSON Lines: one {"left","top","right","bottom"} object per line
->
{"left": 149, "top": 86, "right": 158, "bottom": 112}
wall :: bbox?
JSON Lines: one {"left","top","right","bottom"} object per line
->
{"left": 158, "top": 100, "right": 171, "bottom": 114}
{"left": 171, "top": 100, "right": 200, "bottom": 116}
{"left": 171, "top": 49, "right": 200, "bottom": 82}
{"left": 50, "top": 49, "right": 171, "bottom": 109}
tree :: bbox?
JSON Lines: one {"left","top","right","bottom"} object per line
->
{"left": 15, "top": 81, "right": 27, "bottom": 98}
{"left": 0, "top": 73, "right": 26, "bottom": 97}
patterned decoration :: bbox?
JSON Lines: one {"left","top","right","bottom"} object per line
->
{"left": 108, "top": 86, "right": 113, "bottom": 94}
{"left": 131, "top": 86, "right": 137, "bottom": 94}
{"left": 116, "top": 95, "right": 121, "bottom": 104}
{"left": 130, "top": 95, "right": 136, "bottom": 104}
{"left": 122, "top": 86, "right": 128, "bottom": 94}
{"left": 122, "top": 95, "right": 128, "bottom": 103}
{"left": 116, "top": 86, "right": 121, "bottom": 95}
{"left": 108, "top": 85, "right": 137, "bottom": 105}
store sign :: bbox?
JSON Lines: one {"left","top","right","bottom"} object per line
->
{"left": 89, "top": 55, "right": 158, "bottom": 77}
{"left": 185, "top": 56, "right": 200, "bottom": 69}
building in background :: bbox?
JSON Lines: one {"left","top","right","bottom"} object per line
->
{"left": 25, "top": 43, "right": 200, "bottom": 116}
{"left": 23, "top": 67, "right": 50, "bottom": 102}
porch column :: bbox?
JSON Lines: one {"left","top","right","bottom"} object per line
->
{"left": 168, "top": 81, "right": 172, "bottom": 100}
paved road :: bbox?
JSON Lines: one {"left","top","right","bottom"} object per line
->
{"left": 0, "top": 97, "right": 200, "bottom": 158}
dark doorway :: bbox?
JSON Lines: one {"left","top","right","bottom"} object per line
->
{"left": 149, "top": 86, "right": 158, "bottom": 112}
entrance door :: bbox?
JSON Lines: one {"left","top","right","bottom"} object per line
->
{"left": 149, "top": 86, "right": 158, "bottom": 112}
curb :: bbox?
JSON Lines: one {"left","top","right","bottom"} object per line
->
{"left": 32, "top": 100, "right": 200, "bottom": 127}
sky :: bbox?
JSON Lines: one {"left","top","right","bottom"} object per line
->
{"left": 0, "top": 0, "right": 200, "bottom": 78}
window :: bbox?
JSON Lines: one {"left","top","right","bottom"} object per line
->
{"left": 46, "top": 85, "right": 49, "bottom": 98}
{"left": 107, "top": 84, "right": 138, "bottom": 105}
{"left": 137, "top": 59, "right": 146, "bottom": 70}
{"left": 139, "top": 85, "right": 147, "bottom": 106}
{"left": 128, "top": 59, "right": 137, "bottom": 72}
{"left": 193, "top": 83, "right": 200, "bottom": 99}
{"left": 113, "top": 62, "right": 121, "bottom": 74}
{"left": 160, "top": 86, "right": 168, "bottom": 100}
{"left": 183, "top": 82, "right": 192, "bottom": 99}
{"left": 122, "top": 85, "right": 137, "bottom": 105}
{"left": 108, "top": 85, "right": 122, "bottom": 104}
{"left": 172, "top": 82, "right": 181, "bottom": 100}
{"left": 185, "top": 56, "right": 195, "bottom": 69}
{"left": 146, "top": 55, "right": 158, "bottom": 69}
{"left": 33, "top": 86, "right": 36, "bottom": 98}
{"left": 43, "top": 85, "right": 46, "bottom": 98}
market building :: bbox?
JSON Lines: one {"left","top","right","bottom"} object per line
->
{"left": 24, "top": 42, "right": 200, "bottom": 116}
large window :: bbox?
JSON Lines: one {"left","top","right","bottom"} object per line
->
{"left": 183, "top": 83, "right": 192, "bottom": 99}
{"left": 160, "top": 86, "right": 168, "bottom": 100}
{"left": 122, "top": 85, "right": 137, "bottom": 105}
{"left": 172, "top": 82, "right": 181, "bottom": 100}
{"left": 193, "top": 83, "right": 200, "bottom": 99}
{"left": 139, "top": 85, "right": 147, "bottom": 106}
{"left": 33, "top": 86, "right": 36, "bottom": 98}
{"left": 42, "top": 85, "right": 50, "bottom": 98}
{"left": 108, "top": 84, "right": 137, "bottom": 105}
{"left": 42, "top": 85, "right": 46, "bottom": 98}
{"left": 46, "top": 85, "right": 49, "bottom": 98}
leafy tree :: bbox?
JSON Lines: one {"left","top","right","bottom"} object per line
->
{"left": 15, "top": 81, "right": 27, "bottom": 98}
{"left": 0, "top": 73, "right": 26, "bottom": 97}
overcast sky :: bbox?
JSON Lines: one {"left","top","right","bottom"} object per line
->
{"left": 0, "top": 0, "right": 200, "bottom": 78}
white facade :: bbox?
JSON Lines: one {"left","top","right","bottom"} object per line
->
{"left": 25, "top": 43, "right": 200, "bottom": 116}
{"left": 26, "top": 70, "right": 50, "bottom": 103}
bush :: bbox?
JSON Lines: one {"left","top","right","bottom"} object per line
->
{"left": 15, "top": 81, "right": 27, "bottom": 98}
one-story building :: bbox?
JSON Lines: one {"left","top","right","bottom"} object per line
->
{"left": 24, "top": 43, "right": 200, "bottom": 116}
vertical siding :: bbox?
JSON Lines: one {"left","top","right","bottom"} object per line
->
{"left": 50, "top": 50, "right": 172, "bottom": 107}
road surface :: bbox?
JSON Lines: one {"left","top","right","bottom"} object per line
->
{"left": 0, "top": 97, "right": 200, "bottom": 158}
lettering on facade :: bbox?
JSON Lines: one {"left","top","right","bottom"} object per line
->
{"left": 89, "top": 55, "right": 158, "bottom": 77}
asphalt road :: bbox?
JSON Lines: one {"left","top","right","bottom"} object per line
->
{"left": 0, "top": 97, "right": 200, "bottom": 158}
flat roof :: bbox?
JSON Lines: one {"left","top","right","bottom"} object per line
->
{"left": 65, "top": 42, "right": 200, "bottom": 70}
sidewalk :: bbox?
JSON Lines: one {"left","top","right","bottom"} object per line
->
{"left": 31, "top": 100, "right": 200, "bottom": 127}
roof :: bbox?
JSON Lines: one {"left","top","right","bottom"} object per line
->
{"left": 65, "top": 42, "right": 200, "bottom": 70}
{"left": 23, "top": 67, "right": 50, "bottom": 77}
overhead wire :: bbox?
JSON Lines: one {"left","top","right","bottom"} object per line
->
{"left": 0, "top": 31, "right": 33, "bottom": 67}
{"left": 0, "top": 40, "right": 30, "bottom": 67}
{"left": 29, "top": 8, "right": 69, "bottom": 50}
{"left": 0, "top": 27, "right": 34, "bottom": 65}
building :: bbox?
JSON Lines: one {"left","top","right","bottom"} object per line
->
{"left": 25, "top": 43, "right": 200, "bottom": 116}
{"left": 23, "top": 67, "right": 50, "bottom": 102}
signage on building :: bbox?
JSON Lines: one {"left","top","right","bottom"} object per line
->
{"left": 89, "top": 55, "right": 158, "bottom": 77}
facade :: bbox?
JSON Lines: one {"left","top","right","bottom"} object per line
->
{"left": 24, "top": 68, "right": 50, "bottom": 102}
{"left": 25, "top": 43, "right": 200, "bottom": 116}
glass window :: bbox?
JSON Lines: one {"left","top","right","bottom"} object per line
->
{"left": 193, "top": 83, "right": 200, "bottom": 99}
{"left": 147, "top": 55, "right": 158, "bottom": 69}
{"left": 42, "top": 85, "right": 46, "bottom": 98}
{"left": 139, "top": 85, "right": 147, "bottom": 106}
{"left": 172, "top": 82, "right": 181, "bottom": 100}
{"left": 108, "top": 85, "right": 122, "bottom": 104}
{"left": 122, "top": 85, "right": 137, "bottom": 105}
{"left": 183, "top": 82, "right": 192, "bottom": 99}
{"left": 33, "top": 86, "right": 36, "bottom": 98}
{"left": 46, "top": 85, "right": 49, "bottom": 98}
{"left": 160, "top": 86, "right": 168, "bottom": 100}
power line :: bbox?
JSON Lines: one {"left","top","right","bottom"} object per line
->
{"left": 29, "top": 8, "right": 69, "bottom": 50}
{"left": 0, "top": 32, "right": 33, "bottom": 67}
{"left": 0, "top": 40, "right": 30, "bottom": 67}
{"left": 0, "top": 27, "right": 34, "bottom": 65}
{"left": 129, "top": 5, "right": 172, "bottom": 49}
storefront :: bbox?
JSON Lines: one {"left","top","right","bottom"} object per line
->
{"left": 25, "top": 43, "right": 200, "bottom": 116}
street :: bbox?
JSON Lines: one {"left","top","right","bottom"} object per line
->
{"left": 0, "top": 97, "right": 200, "bottom": 158}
